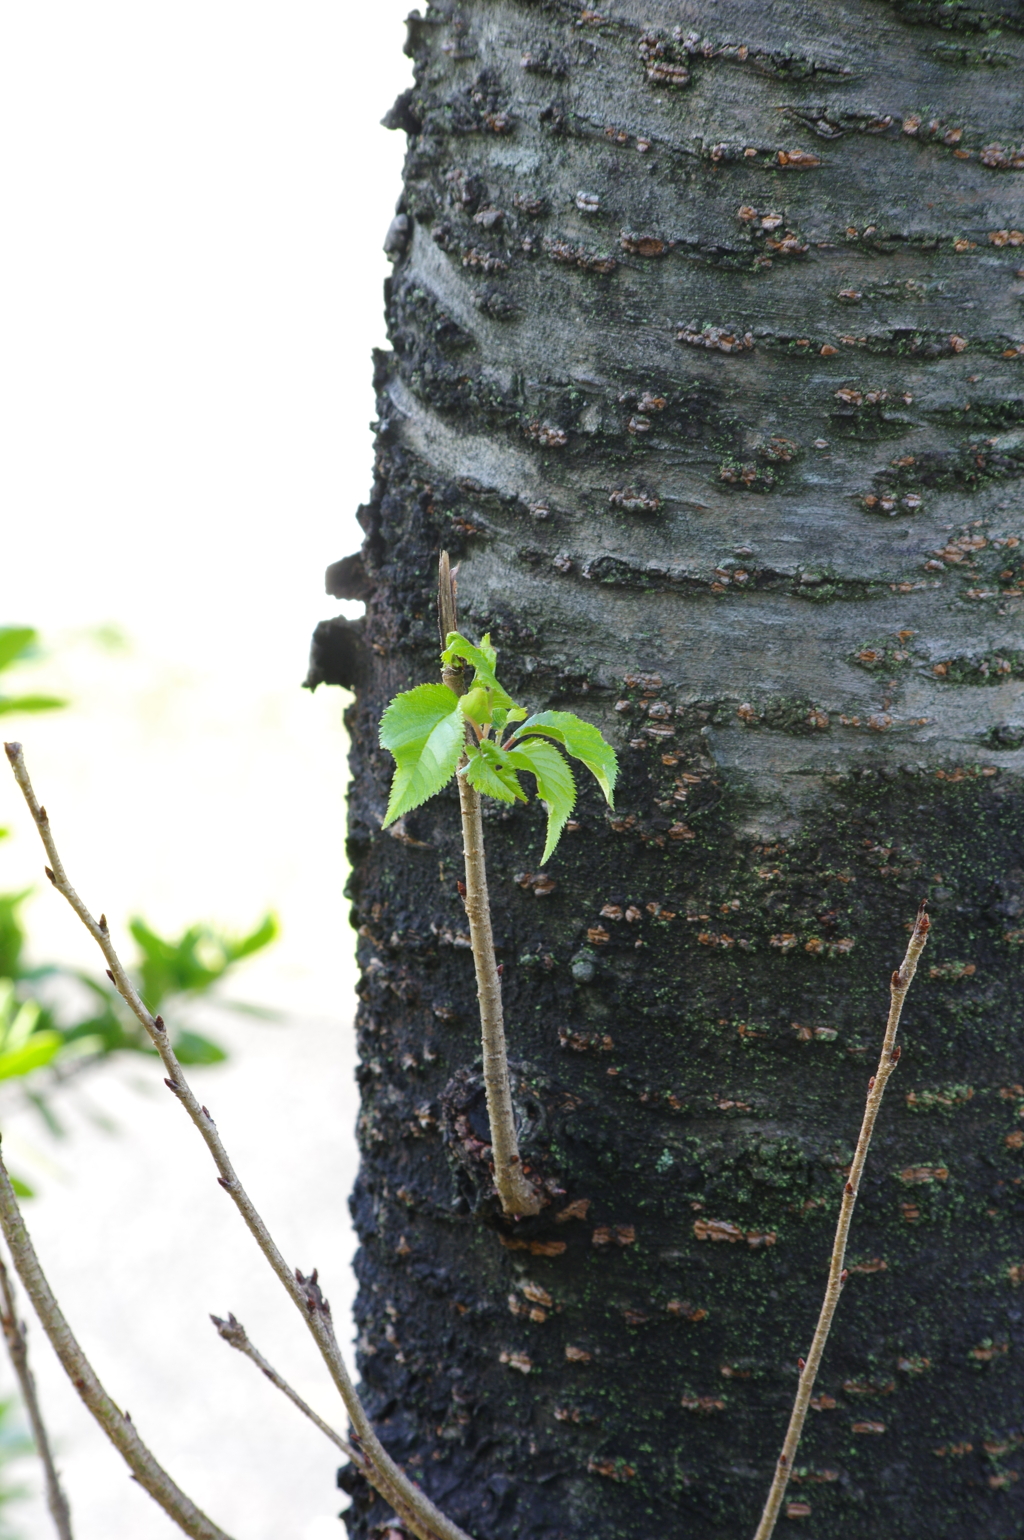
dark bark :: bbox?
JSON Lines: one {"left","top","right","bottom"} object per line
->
{"left": 319, "top": 2, "right": 1024, "bottom": 1534}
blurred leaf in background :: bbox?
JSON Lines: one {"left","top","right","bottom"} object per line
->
{"left": 129, "top": 913, "right": 279, "bottom": 1021}
{"left": 2, "top": 885, "right": 279, "bottom": 1126}
{"left": 0, "top": 630, "right": 67, "bottom": 718}
{"left": 0, "top": 626, "right": 281, "bottom": 1537}
{"left": 0, "top": 625, "right": 280, "bottom": 1126}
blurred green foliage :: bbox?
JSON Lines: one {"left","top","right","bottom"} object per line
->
{"left": 0, "top": 625, "right": 280, "bottom": 1535}
{"left": 0, "top": 884, "right": 278, "bottom": 1118}
{"left": 0, "top": 625, "right": 279, "bottom": 1140}
{"left": 0, "top": 630, "right": 66, "bottom": 718}
{"left": 128, "top": 914, "right": 278, "bottom": 1018}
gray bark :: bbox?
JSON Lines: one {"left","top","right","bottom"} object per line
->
{"left": 317, "top": 2, "right": 1024, "bottom": 1535}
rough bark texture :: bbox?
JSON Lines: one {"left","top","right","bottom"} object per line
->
{"left": 318, "top": 2, "right": 1024, "bottom": 1535}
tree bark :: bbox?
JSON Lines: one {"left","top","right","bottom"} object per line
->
{"left": 320, "top": 2, "right": 1024, "bottom": 1535}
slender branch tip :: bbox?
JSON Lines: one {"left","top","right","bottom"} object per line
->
{"left": 753, "top": 910, "right": 929, "bottom": 1540}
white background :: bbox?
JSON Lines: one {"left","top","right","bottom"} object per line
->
{"left": 0, "top": 3, "right": 411, "bottom": 1535}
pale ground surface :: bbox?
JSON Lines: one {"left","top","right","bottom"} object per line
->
{"left": 0, "top": 1, "right": 412, "bottom": 1533}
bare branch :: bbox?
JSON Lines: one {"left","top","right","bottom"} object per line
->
{"left": 0, "top": 1150, "right": 232, "bottom": 1539}
{"left": 0, "top": 1250, "right": 74, "bottom": 1540}
{"left": 752, "top": 903, "right": 931, "bottom": 1540}
{"left": 3, "top": 741, "right": 472, "bottom": 1540}
{"left": 211, "top": 1311, "right": 357, "bottom": 1459}
{"left": 209, "top": 1315, "right": 428, "bottom": 1538}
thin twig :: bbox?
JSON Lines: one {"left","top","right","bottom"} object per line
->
{"left": 3, "top": 741, "right": 473, "bottom": 1540}
{"left": 0, "top": 1250, "right": 74, "bottom": 1540}
{"left": 752, "top": 903, "right": 931, "bottom": 1540}
{"left": 209, "top": 1314, "right": 426, "bottom": 1538}
{"left": 438, "top": 557, "right": 541, "bottom": 1218}
{"left": 211, "top": 1311, "right": 359, "bottom": 1459}
{"left": 0, "top": 1150, "right": 232, "bottom": 1540}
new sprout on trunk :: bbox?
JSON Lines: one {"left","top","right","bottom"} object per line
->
{"left": 378, "top": 555, "right": 618, "bottom": 1216}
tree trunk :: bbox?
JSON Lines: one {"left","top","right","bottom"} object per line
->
{"left": 317, "top": 2, "right": 1024, "bottom": 1535}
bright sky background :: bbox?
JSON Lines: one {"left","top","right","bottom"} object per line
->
{"left": 0, "top": 4, "right": 411, "bottom": 1535}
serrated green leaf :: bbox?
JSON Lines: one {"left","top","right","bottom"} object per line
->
{"left": 442, "top": 629, "right": 497, "bottom": 673}
{"left": 440, "top": 632, "right": 513, "bottom": 709}
{"left": 506, "top": 738, "right": 577, "bottom": 862}
{"left": 463, "top": 741, "right": 526, "bottom": 803}
{"left": 512, "top": 710, "right": 617, "bottom": 805}
{"left": 380, "top": 683, "right": 460, "bottom": 753}
{"left": 379, "top": 683, "right": 465, "bottom": 825}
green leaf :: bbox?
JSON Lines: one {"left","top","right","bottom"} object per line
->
{"left": 380, "top": 682, "right": 460, "bottom": 754}
{"left": 128, "top": 912, "right": 280, "bottom": 1009}
{"left": 0, "top": 695, "right": 68, "bottom": 716}
{"left": 10, "top": 1175, "right": 34, "bottom": 1199}
{"left": 0, "top": 629, "right": 37, "bottom": 674}
{"left": 492, "top": 704, "right": 526, "bottom": 734}
{"left": 512, "top": 711, "right": 617, "bottom": 805}
{"left": 0, "top": 1031, "right": 63, "bottom": 1082}
{"left": 172, "top": 1030, "right": 227, "bottom": 1066}
{"left": 506, "top": 738, "right": 577, "bottom": 862}
{"left": 463, "top": 741, "right": 526, "bottom": 804}
{"left": 55, "top": 1033, "right": 107, "bottom": 1062}
{"left": 0, "top": 993, "right": 41, "bottom": 1054}
{"left": 440, "top": 632, "right": 513, "bottom": 709}
{"left": 442, "top": 630, "right": 497, "bottom": 677}
{"left": 223, "top": 913, "right": 279, "bottom": 964}
{"left": 0, "top": 891, "right": 30, "bottom": 980}
{"left": 379, "top": 683, "right": 465, "bottom": 825}
{"left": 130, "top": 918, "right": 207, "bottom": 1007}
{"left": 60, "top": 980, "right": 143, "bottom": 1055}
{"left": 460, "top": 686, "right": 494, "bottom": 726}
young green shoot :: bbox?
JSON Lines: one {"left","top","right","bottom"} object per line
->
{"left": 379, "top": 557, "right": 617, "bottom": 1216}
